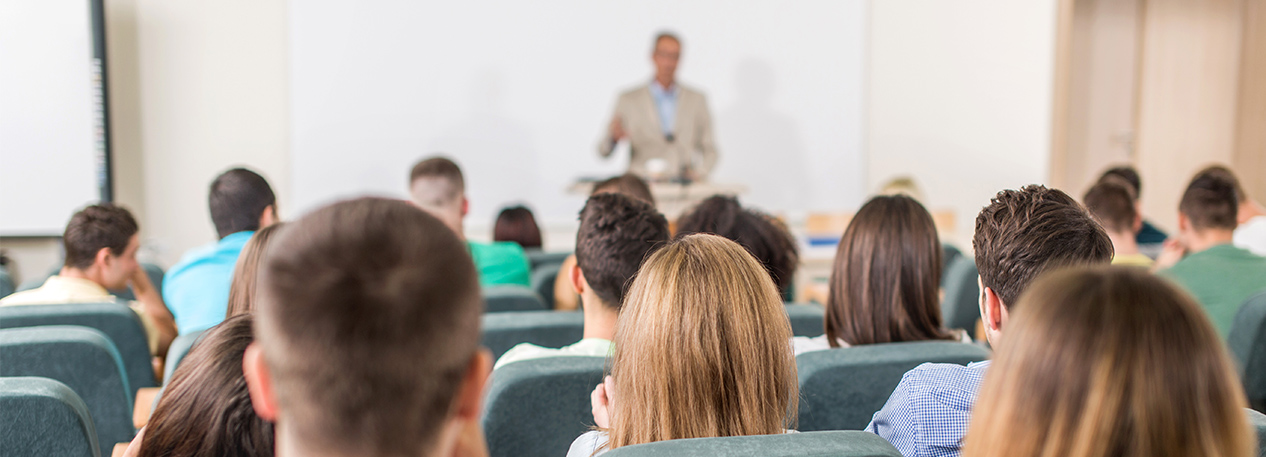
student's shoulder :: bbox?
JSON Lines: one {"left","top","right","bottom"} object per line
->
{"left": 492, "top": 343, "right": 555, "bottom": 370}
{"left": 897, "top": 361, "right": 989, "bottom": 401}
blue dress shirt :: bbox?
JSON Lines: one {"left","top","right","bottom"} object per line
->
{"left": 649, "top": 81, "right": 679, "bottom": 138}
{"left": 865, "top": 360, "right": 991, "bottom": 457}
{"left": 162, "top": 230, "right": 253, "bottom": 334}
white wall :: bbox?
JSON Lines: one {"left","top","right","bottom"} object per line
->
{"left": 866, "top": 0, "right": 1059, "bottom": 251}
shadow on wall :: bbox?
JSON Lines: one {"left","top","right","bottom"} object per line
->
{"left": 715, "top": 59, "right": 808, "bottom": 213}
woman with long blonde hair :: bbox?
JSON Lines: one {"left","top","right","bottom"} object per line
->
{"left": 964, "top": 266, "right": 1254, "bottom": 457}
{"left": 566, "top": 234, "right": 799, "bottom": 456}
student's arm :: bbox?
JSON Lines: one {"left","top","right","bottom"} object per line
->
{"left": 130, "top": 267, "right": 176, "bottom": 357}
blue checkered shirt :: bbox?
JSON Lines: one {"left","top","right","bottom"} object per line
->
{"left": 865, "top": 360, "right": 991, "bottom": 457}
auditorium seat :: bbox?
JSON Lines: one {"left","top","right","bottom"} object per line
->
{"left": 1228, "top": 291, "right": 1266, "bottom": 411}
{"left": 603, "top": 431, "right": 902, "bottom": 457}
{"left": 797, "top": 341, "right": 991, "bottom": 431}
{"left": 525, "top": 251, "right": 570, "bottom": 273}
{"left": 482, "top": 356, "right": 605, "bottom": 457}
{"left": 0, "top": 377, "right": 100, "bottom": 457}
{"left": 0, "top": 302, "right": 157, "bottom": 392}
{"left": 0, "top": 265, "right": 15, "bottom": 299}
{"left": 162, "top": 329, "right": 208, "bottom": 386}
{"left": 940, "top": 255, "right": 980, "bottom": 335}
{"left": 0, "top": 326, "right": 134, "bottom": 456}
{"left": 941, "top": 243, "right": 962, "bottom": 288}
{"left": 484, "top": 286, "right": 548, "bottom": 313}
{"left": 481, "top": 310, "right": 584, "bottom": 359}
{"left": 530, "top": 266, "right": 559, "bottom": 309}
{"left": 785, "top": 303, "right": 825, "bottom": 337}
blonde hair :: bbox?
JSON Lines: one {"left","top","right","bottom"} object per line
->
{"left": 964, "top": 266, "right": 1253, "bottom": 457}
{"left": 604, "top": 234, "right": 798, "bottom": 450}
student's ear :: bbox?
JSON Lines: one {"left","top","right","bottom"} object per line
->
{"left": 243, "top": 343, "right": 279, "bottom": 422}
{"left": 1132, "top": 212, "right": 1143, "bottom": 234}
{"left": 1177, "top": 212, "right": 1190, "bottom": 233}
{"left": 454, "top": 349, "right": 492, "bottom": 421}
{"left": 461, "top": 197, "right": 470, "bottom": 218}
{"left": 259, "top": 205, "right": 278, "bottom": 228}
{"left": 570, "top": 264, "right": 587, "bottom": 296}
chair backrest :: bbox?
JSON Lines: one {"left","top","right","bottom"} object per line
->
{"left": 0, "top": 326, "right": 134, "bottom": 456}
{"left": 941, "top": 243, "right": 962, "bottom": 288}
{"left": 162, "top": 328, "right": 209, "bottom": 386}
{"left": 604, "top": 431, "right": 902, "bottom": 457}
{"left": 797, "top": 341, "right": 991, "bottom": 431}
{"left": 481, "top": 310, "right": 584, "bottom": 360}
{"left": 526, "top": 251, "right": 571, "bottom": 272}
{"left": 0, "top": 302, "right": 156, "bottom": 392}
{"left": 530, "top": 266, "right": 560, "bottom": 310}
{"left": 1228, "top": 291, "right": 1266, "bottom": 411}
{"left": 484, "top": 286, "right": 548, "bottom": 313}
{"left": 1246, "top": 408, "right": 1266, "bottom": 457}
{"left": 940, "top": 255, "right": 980, "bottom": 333}
{"left": 0, "top": 265, "right": 15, "bottom": 299}
{"left": 786, "top": 303, "right": 825, "bottom": 337}
{"left": 482, "top": 356, "right": 606, "bottom": 457}
{"left": 0, "top": 377, "right": 101, "bottom": 457}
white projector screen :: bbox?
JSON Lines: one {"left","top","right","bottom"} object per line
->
{"left": 0, "top": 0, "right": 109, "bottom": 236}
{"left": 291, "top": 1, "right": 866, "bottom": 229}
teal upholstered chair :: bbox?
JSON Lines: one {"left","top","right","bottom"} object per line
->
{"left": 604, "top": 431, "right": 902, "bottom": 457}
{"left": 0, "top": 302, "right": 156, "bottom": 393}
{"left": 526, "top": 251, "right": 571, "bottom": 273}
{"left": 1228, "top": 291, "right": 1266, "bottom": 412}
{"left": 0, "top": 265, "right": 15, "bottom": 299}
{"left": 941, "top": 243, "right": 963, "bottom": 288}
{"left": 482, "top": 356, "right": 605, "bottom": 457}
{"left": 0, "top": 377, "right": 101, "bottom": 457}
{"left": 481, "top": 310, "right": 584, "bottom": 360}
{"left": 162, "top": 328, "right": 208, "bottom": 386}
{"left": 797, "top": 341, "right": 991, "bottom": 431}
{"left": 785, "top": 303, "right": 825, "bottom": 337}
{"left": 484, "top": 286, "right": 549, "bottom": 313}
{"left": 530, "top": 266, "right": 560, "bottom": 309}
{"left": 940, "top": 256, "right": 980, "bottom": 334}
{"left": 0, "top": 326, "right": 134, "bottom": 456}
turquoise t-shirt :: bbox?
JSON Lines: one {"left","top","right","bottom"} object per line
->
{"left": 163, "top": 231, "right": 253, "bottom": 334}
{"left": 1160, "top": 243, "right": 1266, "bottom": 337}
{"left": 468, "top": 240, "right": 531, "bottom": 287}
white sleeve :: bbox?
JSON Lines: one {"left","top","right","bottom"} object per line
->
{"left": 565, "top": 430, "right": 609, "bottom": 457}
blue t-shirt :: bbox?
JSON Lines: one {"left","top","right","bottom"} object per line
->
{"left": 163, "top": 231, "right": 253, "bottom": 334}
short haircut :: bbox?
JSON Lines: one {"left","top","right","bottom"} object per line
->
{"left": 1100, "top": 166, "right": 1142, "bottom": 199}
{"left": 63, "top": 204, "right": 139, "bottom": 270}
{"left": 1179, "top": 169, "right": 1239, "bottom": 231}
{"left": 1196, "top": 165, "right": 1246, "bottom": 204}
{"left": 676, "top": 195, "right": 799, "bottom": 294}
{"left": 209, "top": 168, "right": 276, "bottom": 240}
{"left": 973, "top": 185, "right": 1113, "bottom": 308}
{"left": 652, "top": 31, "right": 681, "bottom": 50}
{"left": 574, "top": 193, "right": 670, "bottom": 308}
{"left": 409, "top": 156, "right": 465, "bottom": 207}
{"left": 256, "top": 197, "right": 482, "bottom": 456}
{"left": 592, "top": 173, "right": 655, "bottom": 206}
{"left": 493, "top": 205, "right": 543, "bottom": 249}
{"left": 1082, "top": 177, "right": 1138, "bottom": 233}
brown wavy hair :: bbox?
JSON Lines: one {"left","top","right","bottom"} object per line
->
{"left": 226, "top": 223, "right": 284, "bottom": 318}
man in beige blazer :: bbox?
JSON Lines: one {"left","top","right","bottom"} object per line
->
{"left": 598, "top": 33, "right": 718, "bottom": 181}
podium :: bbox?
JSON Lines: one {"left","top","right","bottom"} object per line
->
{"left": 568, "top": 180, "right": 747, "bottom": 220}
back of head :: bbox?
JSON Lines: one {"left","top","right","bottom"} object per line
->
{"left": 1082, "top": 177, "right": 1138, "bottom": 234}
{"left": 255, "top": 197, "right": 482, "bottom": 456}
{"left": 592, "top": 173, "right": 655, "bottom": 206}
{"left": 142, "top": 314, "right": 272, "bottom": 457}
{"left": 574, "top": 193, "right": 670, "bottom": 308}
{"left": 1100, "top": 165, "right": 1142, "bottom": 200}
{"left": 226, "top": 223, "right": 285, "bottom": 318}
{"left": 676, "top": 195, "right": 799, "bottom": 293}
{"left": 492, "top": 206, "right": 543, "bottom": 249}
{"left": 964, "top": 267, "right": 1253, "bottom": 457}
{"left": 63, "top": 204, "right": 139, "bottom": 270}
{"left": 1180, "top": 169, "right": 1239, "bottom": 232}
{"left": 209, "top": 168, "right": 276, "bottom": 240}
{"left": 826, "top": 195, "right": 949, "bottom": 346}
{"left": 1197, "top": 165, "right": 1246, "bottom": 204}
{"left": 973, "top": 185, "right": 1113, "bottom": 307}
{"left": 409, "top": 156, "right": 466, "bottom": 215}
{"left": 607, "top": 234, "right": 797, "bottom": 449}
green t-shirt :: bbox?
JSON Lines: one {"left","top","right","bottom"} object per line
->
{"left": 1160, "top": 244, "right": 1266, "bottom": 337}
{"left": 468, "top": 240, "right": 532, "bottom": 287}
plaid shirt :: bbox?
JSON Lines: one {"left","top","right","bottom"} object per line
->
{"left": 865, "top": 361, "right": 992, "bottom": 457}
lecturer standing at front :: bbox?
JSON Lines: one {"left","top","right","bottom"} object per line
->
{"left": 599, "top": 32, "right": 718, "bottom": 181}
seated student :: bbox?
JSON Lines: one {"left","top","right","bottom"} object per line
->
{"left": 1156, "top": 170, "right": 1266, "bottom": 337}
{"left": 164, "top": 168, "right": 279, "bottom": 334}
{"left": 493, "top": 205, "right": 543, "bottom": 250}
{"left": 675, "top": 195, "right": 799, "bottom": 298}
{"left": 494, "top": 193, "right": 669, "bottom": 369}
{"left": 1200, "top": 165, "right": 1266, "bottom": 256}
{"left": 410, "top": 156, "right": 531, "bottom": 287}
{"left": 1100, "top": 165, "right": 1168, "bottom": 251}
{"left": 124, "top": 314, "right": 274, "bottom": 457}
{"left": 553, "top": 173, "right": 657, "bottom": 311}
{"left": 225, "top": 223, "right": 284, "bottom": 318}
{"left": 866, "top": 185, "right": 1113, "bottom": 457}
{"left": 1, "top": 204, "right": 177, "bottom": 361}
{"left": 793, "top": 195, "right": 966, "bottom": 355}
{"left": 964, "top": 267, "right": 1253, "bottom": 457}
{"left": 1083, "top": 177, "right": 1153, "bottom": 267}
{"left": 242, "top": 197, "right": 491, "bottom": 457}
{"left": 568, "top": 234, "right": 798, "bottom": 456}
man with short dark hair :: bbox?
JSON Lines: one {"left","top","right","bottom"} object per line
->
{"left": 243, "top": 197, "right": 490, "bottom": 457}
{"left": 1083, "top": 177, "right": 1152, "bottom": 267}
{"left": 1198, "top": 165, "right": 1266, "bottom": 256}
{"left": 409, "top": 156, "right": 531, "bottom": 287}
{"left": 163, "top": 168, "right": 278, "bottom": 334}
{"left": 494, "top": 193, "right": 669, "bottom": 369}
{"left": 1156, "top": 170, "right": 1266, "bottom": 337}
{"left": 1100, "top": 165, "right": 1168, "bottom": 251}
{"left": 866, "top": 185, "right": 1113, "bottom": 457}
{"left": 2, "top": 204, "right": 177, "bottom": 360}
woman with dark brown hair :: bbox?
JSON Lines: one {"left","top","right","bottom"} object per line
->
{"left": 675, "top": 195, "right": 799, "bottom": 296}
{"left": 492, "top": 205, "right": 543, "bottom": 250}
{"left": 794, "top": 195, "right": 963, "bottom": 354}
{"left": 225, "top": 223, "right": 284, "bottom": 318}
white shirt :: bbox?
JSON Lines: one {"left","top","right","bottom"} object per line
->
{"left": 492, "top": 338, "right": 613, "bottom": 371}
{"left": 791, "top": 330, "right": 973, "bottom": 356}
{"left": 566, "top": 429, "right": 799, "bottom": 456}
{"left": 1235, "top": 215, "right": 1266, "bottom": 256}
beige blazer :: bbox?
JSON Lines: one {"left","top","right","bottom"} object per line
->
{"left": 597, "top": 84, "right": 718, "bottom": 179}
